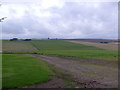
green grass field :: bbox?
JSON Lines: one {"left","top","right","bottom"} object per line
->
{"left": 30, "top": 40, "right": 101, "bottom": 50}
{"left": 39, "top": 50, "right": 118, "bottom": 61}
{"left": 2, "top": 40, "right": 118, "bottom": 60}
{"left": 2, "top": 54, "right": 53, "bottom": 88}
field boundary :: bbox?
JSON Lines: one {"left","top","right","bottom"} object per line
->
{"left": 29, "top": 41, "right": 41, "bottom": 51}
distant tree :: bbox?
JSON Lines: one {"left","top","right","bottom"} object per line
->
{"left": 48, "top": 37, "right": 50, "bottom": 40}
{"left": 23, "top": 39, "right": 32, "bottom": 41}
{"left": 10, "top": 38, "right": 18, "bottom": 41}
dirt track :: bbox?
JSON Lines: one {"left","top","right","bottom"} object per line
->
{"left": 26, "top": 54, "right": 118, "bottom": 88}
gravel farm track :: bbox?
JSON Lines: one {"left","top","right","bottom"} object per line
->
{"left": 24, "top": 54, "right": 118, "bottom": 88}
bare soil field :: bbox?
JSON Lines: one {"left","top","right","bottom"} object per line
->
{"left": 66, "top": 40, "right": 118, "bottom": 50}
{"left": 26, "top": 54, "right": 118, "bottom": 88}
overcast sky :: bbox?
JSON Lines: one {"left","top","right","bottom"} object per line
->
{"left": 0, "top": 0, "right": 118, "bottom": 39}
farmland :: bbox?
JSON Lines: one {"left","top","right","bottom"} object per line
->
{"left": 67, "top": 40, "right": 118, "bottom": 50}
{"left": 2, "top": 40, "right": 38, "bottom": 52}
{"left": 2, "top": 39, "right": 118, "bottom": 88}
{"left": 2, "top": 40, "right": 118, "bottom": 60}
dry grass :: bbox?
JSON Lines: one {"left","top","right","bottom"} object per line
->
{"left": 2, "top": 40, "right": 37, "bottom": 51}
{"left": 67, "top": 40, "right": 118, "bottom": 50}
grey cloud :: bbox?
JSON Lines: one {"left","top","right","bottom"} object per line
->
{"left": 2, "top": 18, "right": 25, "bottom": 34}
{"left": 2, "top": 2, "right": 118, "bottom": 39}
{"left": 55, "top": 2, "right": 118, "bottom": 39}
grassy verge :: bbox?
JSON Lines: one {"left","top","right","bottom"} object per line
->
{"left": 38, "top": 50, "right": 118, "bottom": 61}
{"left": 2, "top": 54, "right": 53, "bottom": 88}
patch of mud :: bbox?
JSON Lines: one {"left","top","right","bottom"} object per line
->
{"left": 23, "top": 76, "right": 65, "bottom": 88}
{"left": 23, "top": 76, "right": 110, "bottom": 88}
